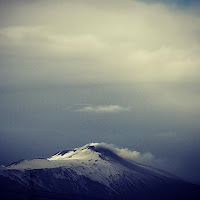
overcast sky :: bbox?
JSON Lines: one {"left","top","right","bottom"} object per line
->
{"left": 0, "top": 0, "right": 200, "bottom": 183}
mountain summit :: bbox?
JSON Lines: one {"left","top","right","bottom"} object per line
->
{"left": 0, "top": 143, "right": 200, "bottom": 200}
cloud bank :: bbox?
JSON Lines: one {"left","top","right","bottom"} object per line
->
{"left": 0, "top": 0, "right": 200, "bottom": 84}
{"left": 0, "top": 0, "right": 199, "bottom": 113}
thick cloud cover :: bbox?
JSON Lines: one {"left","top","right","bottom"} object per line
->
{"left": 0, "top": 0, "right": 200, "bottom": 85}
{"left": 0, "top": 0, "right": 200, "bottom": 112}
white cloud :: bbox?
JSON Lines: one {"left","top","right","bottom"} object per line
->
{"left": 76, "top": 105, "right": 130, "bottom": 113}
{"left": 91, "top": 143, "right": 161, "bottom": 167}
{"left": 0, "top": 0, "right": 200, "bottom": 112}
{"left": 0, "top": 0, "right": 200, "bottom": 84}
{"left": 0, "top": 26, "right": 105, "bottom": 57}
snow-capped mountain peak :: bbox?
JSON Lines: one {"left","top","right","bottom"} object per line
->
{"left": 48, "top": 143, "right": 102, "bottom": 161}
{"left": 1, "top": 143, "right": 200, "bottom": 200}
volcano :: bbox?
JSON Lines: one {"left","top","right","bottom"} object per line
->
{"left": 0, "top": 143, "right": 200, "bottom": 200}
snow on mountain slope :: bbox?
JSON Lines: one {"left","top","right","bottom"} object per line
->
{"left": 5, "top": 143, "right": 137, "bottom": 190}
{"left": 1, "top": 143, "right": 200, "bottom": 200}
{"left": 5, "top": 143, "right": 174, "bottom": 188}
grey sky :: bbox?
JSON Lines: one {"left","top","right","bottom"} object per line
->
{"left": 0, "top": 0, "right": 200, "bottom": 183}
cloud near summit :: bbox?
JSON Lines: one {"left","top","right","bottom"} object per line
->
{"left": 92, "top": 143, "right": 162, "bottom": 167}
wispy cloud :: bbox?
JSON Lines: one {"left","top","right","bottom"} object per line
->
{"left": 90, "top": 143, "right": 164, "bottom": 168}
{"left": 76, "top": 105, "right": 130, "bottom": 113}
